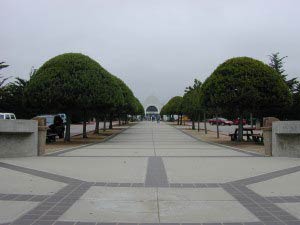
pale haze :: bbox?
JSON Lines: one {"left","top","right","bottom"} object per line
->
{"left": 1, "top": 0, "right": 300, "bottom": 103}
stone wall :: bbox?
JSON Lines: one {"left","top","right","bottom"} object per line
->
{"left": 0, "top": 120, "right": 38, "bottom": 157}
{"left": 272, "top": 121, "right": 300, "bottom": 157}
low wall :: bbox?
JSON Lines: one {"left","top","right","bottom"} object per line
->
{"left": 0, "top": 120, "right": 38, "bottom": 157}
{"left": 272, "top": 121, "right": 300, "bottom": 157}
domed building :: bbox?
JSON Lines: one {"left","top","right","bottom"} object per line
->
{"left": 143, "top": 96, "right": 163, "bottom": 119}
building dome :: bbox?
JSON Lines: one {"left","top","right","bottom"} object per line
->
{"left": 143, "top": 95, "right": 163, "bottom": 116}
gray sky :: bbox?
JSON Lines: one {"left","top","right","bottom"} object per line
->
{"left": 1, "top": 0, "right": 300, "bottom": 103}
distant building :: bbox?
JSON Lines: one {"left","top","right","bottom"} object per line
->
{"left": 143, "top": 96, "right": 163, "bottom": 119}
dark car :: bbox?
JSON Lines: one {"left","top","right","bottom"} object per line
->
{"left": 37, "top": 114, "right": 65, "bottom": 139}
{"left": 208, "top": 118, "right": 233, "bottom": 126}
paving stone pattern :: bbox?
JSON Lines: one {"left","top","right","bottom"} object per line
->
{"left": 0, "top": 122, "right": 300, "bottom": 225}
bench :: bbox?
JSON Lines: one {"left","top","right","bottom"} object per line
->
{"left": 229, "top": 128, "right": 263, "bottom": 143}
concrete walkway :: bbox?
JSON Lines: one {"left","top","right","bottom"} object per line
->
{"left": 0, "top": 122, "right": 300, "bottom": 225}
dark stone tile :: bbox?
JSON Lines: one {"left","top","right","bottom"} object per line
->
{"left": 202, "top": 223, "right": 222, "bottom": 225}
{"left": 222, "top": 223, "right": 244, "bottom": 225}
{"left": 15, "top": 195, "right": 35, "bottom": 201}
{"left": 39, "top": 214, "right": 60, "bottom": 220}
{"left": 258, "top": 216, "right": 280, "bottom": 221}
{"left": 276, "top": 214, "right": 299, "bottom": 221}
{"left": 105, "top": 183, "right": 119, "bottom": 187}
{"left": 94, "top": 182, "right": 106, "bottom": 186}
{"left": 181, "top": 183, "right": 194, "bottom": 188}
{"left": 32, "top": 220, "right": 55, "bottom": 225}
{"left": 118, "top": 183, "right": 131, "bottom": 187}
{"left": 170, "top": 183, "right": 182, "bottom": 187}
{"left": 11, "top": 219, "right": 36, "bottom": 225}
{"left": 22, "top": 214, "right": 42, "bottom": 220}
{"left": 54, "top": 222, "right": 75, "bottom": 225}
{"left": 181, "top": 223, "right": 201, "bottom": 225}
{"left": 138, "top": 223, "right": 160, "bottom": 225}
{"left": 145, "top": 156, "right": 168, "bottom": 187}
{"left": 285, "top": 221, "right": 300, "bottom": 225}
{"left": 263, "top": 222, "right": 285, "bottom": 225}
{"left": 131, "top": 183, "right": 144, "bottom": 187}
{"left": 46, "top": 210, "right": 64, "bottom": 215}
{"left": 97, "top": 223, "right": 117, "bottom": 225}
{"left": 117, "top": 223, "right": 138, "bottom": 225}
{"left": 1, "top": 195, "right": 17, "bottom": 200}
{"left": 76, "top": 222, "right": 97, "bottom": 225}
{"left": 243, "top": 222, "right": 264, "bottom": 225}
{"left": 206, "top": 183, "right": 219, "bottom": 187}
{"left": 158, "top": 223, "right": 179, "bottom": 225}
{"left": 194, "top": 183, "right": 206, "bottom": 188}
{"left": 26, "top": 209, "right": 48, "bottom": 215}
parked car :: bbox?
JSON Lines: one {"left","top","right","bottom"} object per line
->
{"left": 37, "top": 115, "right": 55, "bottom": 126}
{"left": 36, "top": 114, "right": 65, "bottom": 139}
{"left": 57, "top": 113, "right": 67, "bottom": 124}
{"left": 208, "top": 117, "right": 233, "bottom": 126}
{"left": 0, "top": 113, "right": 16, "bottom": 120}
{"left": 233, "top": 118, "right": 247, "bottom": 125}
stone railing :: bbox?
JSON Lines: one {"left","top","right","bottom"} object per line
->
{"left": 272, "top": 121, "right": 300, "bottom": 157}
{"left": 0, "top": 120, "right": 38, "bottom": 157}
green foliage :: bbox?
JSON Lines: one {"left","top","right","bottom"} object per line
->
{"left": 0, "top": 62, "right": 10, "bottom": 87}
{"left": 182, "top": 79, "right": 202, "bottom": 120}
{"left": 133, "top": 97, "right": 145, "bottom": 115}
{"left": 268, "top": 53, "right": 299, "bottom": 92}
{"left": 113, "top": 76, "right": 136, "bottom": 115}
{"left": 201, "top": 57, "right": 292, "bottom": 117}
{"left": 25, "top": 53, "right": 116, "bottom": 114}
{"left": 161, "top": 96, "right": 183, "bottom": 116}
{"left": 287, "top": 83, "right": 300, "bottom": 120}
{"left": 0, "top": 77, "right": 32, "bottom": 118}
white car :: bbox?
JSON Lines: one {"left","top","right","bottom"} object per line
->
{"left": 0, "top": 113, "right": 16, "bottom": 120}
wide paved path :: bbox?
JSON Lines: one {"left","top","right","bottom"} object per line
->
{"left": 1, "top": 122, "right": 300, "bottom": 225}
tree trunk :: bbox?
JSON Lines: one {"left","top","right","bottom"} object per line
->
{"left": 103, "top": 117, "right": 106, "bottom": 132}
{"left": 192, "top": 120, "right": 195, "bottom": 130}
{"left": 118, "top": 114, "right": 121, "bottom": 126}
{"left": 250, "top": 113, "right": 253, "bottom": 128}
{"left": 180, "top": 114, "right": 183, "bottom": 125}
{"left": 197, "top": 114, "right": 200, "bottom": 132}
{"left": 64, "top": 114, "right": 71, "bottom": 142}
{"left": 204, "top": 112, "right": 207, "bottom": 134}
{"left": 177, "top": 115, "right": 180, "bottom": 125}
{"left": 216, "top": 115, "right": 220, "bottom": 138}
{"left": 83, "top": 112, "right": 87, "bottom": 138}
{"left": 94, "top": 117, "right": 100, "bottom": 134}
{"left": 237, "top": 116, "right": 243, "bottom": 142}
{"left": 109, "top": 114, "right": 113, "bottom": 129}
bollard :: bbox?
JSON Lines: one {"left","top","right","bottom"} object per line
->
{"left": 32, "top": 117, "right": 48, "bottom": 156}
{"left": 261, "top": 117, "right": 280, "bottom": 156}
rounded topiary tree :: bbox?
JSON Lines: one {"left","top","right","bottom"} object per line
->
{"left": 25, "top": 53, "right": 114, "bottom": 141}
{"left": 163, "top": 96, "right": 183, "bottom": 124}
{"left": 201, "top": 57, "right": 292, "bottom": 141}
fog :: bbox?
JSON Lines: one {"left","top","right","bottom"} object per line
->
{"left": 1, "top": 0, "right": 299, "bottom": 103}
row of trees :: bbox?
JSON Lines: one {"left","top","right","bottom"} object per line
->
{"left": 0, "top": 53, "right": 144, "bottom": 141}
{"left": 161, "top": 54, "right": 299, "bottom": 141}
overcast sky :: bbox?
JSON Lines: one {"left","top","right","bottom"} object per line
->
{"left": 1, "top": 0, "right": 300, "bottom": 103}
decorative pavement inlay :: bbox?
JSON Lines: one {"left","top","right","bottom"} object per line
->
{"left": 0, "top": 122, "right": 299, "bottom": 225}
